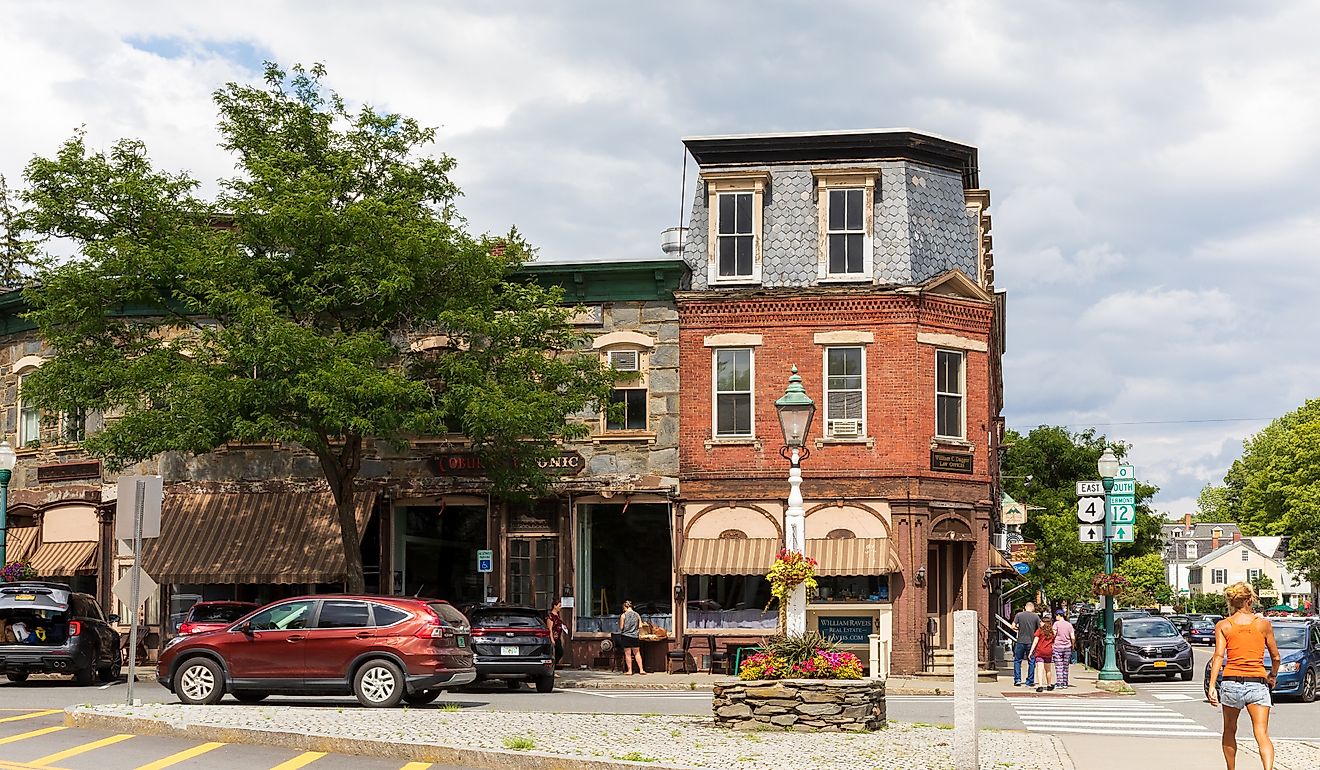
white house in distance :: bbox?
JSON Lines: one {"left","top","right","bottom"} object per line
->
{"left": 1186, "top": 536, "right": 1313, "bottom": 610}
{"left": 1161, "top": 515, "right": 1242, "bottom": 597}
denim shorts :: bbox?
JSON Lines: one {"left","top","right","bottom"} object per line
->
{"left": 1219, "top": 680, "right": 1272, "bottom": 709}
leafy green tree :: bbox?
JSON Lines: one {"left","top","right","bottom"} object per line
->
{"left": 1002, "top": 426, "right": 1164, "bottom": 605}
{"left": 1195, "top": 484, "right": 1231, "bottom": 523}
{"left": 17, "top": 63, "right": 614, "bottom": 592}
{"left": 1187, "top": 592, "right": 1228, "bottom": 617}
{"left": 0, "top": 175, "right": 46, "bottom": 287}
{"left": 1249, "top": 572, "right": 1274, "bottom": 594}
{"left": 1116, "top": 552, "right": 1173, "bottom": 607}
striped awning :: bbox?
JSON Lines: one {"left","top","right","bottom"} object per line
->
{"left": 4, "top": 526, "right": 38, "bottom": 563}
{"left": 679, "top": 538, "right": 779, "bottom": 575}
{"left": 806, "top": 538, "right": 897, "bottom": 576}
{"left": 28, "top": 540, "right": 98, "bottom": 577}
{"left": 143, "top": 490, "right": 377, "bottom": 585}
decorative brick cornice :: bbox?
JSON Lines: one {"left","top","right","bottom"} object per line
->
{"left": 677, "top": 292, "right": 992, "bottom": 334}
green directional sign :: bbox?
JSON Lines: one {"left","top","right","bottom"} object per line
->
{"left": 1110, "top": 522, "right": 1136, "bottom": 543}
{"left": 1110, "top": 494, "right": 1136, "bottom": 506}
{"left": 1110, "top": 503, "right": 1136, "bottom": 525}
{"left": 1116, "top": 464, "right": 1136, "bottom": 480}
{"left": 1112, "top": 479, "right": 1136, "bottom": 494}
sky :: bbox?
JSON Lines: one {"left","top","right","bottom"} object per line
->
{"left": 3, "top": 1, "right": 1317, "bottom": 518}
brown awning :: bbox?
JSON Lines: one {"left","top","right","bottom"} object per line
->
{"left": 806, "top": 538, "right": 898, "bottom": 576}
{"left": 143, "top": 490, "right": 376, "bottom": 585}
{"left": 28, "top": 541, "right": 98, "bottom": 577}
{"left": 679, "top": 538, "right": 779, "bottom": 575}
{"left": 4, "top": 526, "right": 39, "bottom": 563}
{"left": 987, "top": 546, "right": 1017, "bottom": 574}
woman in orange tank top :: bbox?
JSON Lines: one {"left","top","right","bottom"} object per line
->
{"left": 1207, "top": 582, "right": 1281, "bottom": 770}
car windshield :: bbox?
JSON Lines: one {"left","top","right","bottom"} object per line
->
{"left": 1121, "top": 619, "right": 1179, "bottom": 639}
{"left": 427, "top": 602, "right": 470, "bottom": 628}
{"left": 470, "top": 611, "right": 543, "bottom": 628}
{"left": 1272, "top": 626, "right": 1307, "bottom": 648}
{"left": 1192, "top": 621, "right": 1215, "bottom": 629}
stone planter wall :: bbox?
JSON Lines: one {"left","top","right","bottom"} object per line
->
{"left": 711, "top": 679, "right": 886, "bottom": 731}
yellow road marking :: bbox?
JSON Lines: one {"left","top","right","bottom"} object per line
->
{"left": 28, "top": 733, "right": 133, "bottom": 765}
{"left": 0, "top": 726, "right": 67, "bottom": 745}
{"left": 0, "top": 761, "right": 72, "bottom": 770}
{"left": 131, "top": 741, "right": 227, "bottom": 770}
{"left": 399, "top": 764, "right": 433, "bottom": 770}
{"left": 0, "top": 711, "right": 61, "bottom": 724}
{"left": 269, "top": 752, "right": 326, "bottom": 770}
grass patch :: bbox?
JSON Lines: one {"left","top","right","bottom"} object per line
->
{"left": 440, "top": 702, "right": 462, "bottom": 712}
{"left": 615, "top": 752, "right": 657, "bottom": 763}
{"left": 670, "top": 729, "right": 682, "bottom": 738}
{"left": 742, "top": 732, "right": 762, "bottom": 742}
{"left": 503, "top": 736, "right": 536, "bottom": 751}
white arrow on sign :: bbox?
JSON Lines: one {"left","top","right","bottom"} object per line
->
{"left": 1076, "top": 496, "right": 1105, "bottom": 524}
{"left": 1076, "top": 480, "right": 1104, "bottom": 496}
{"left": 112, "top": 566, "right": 158, "bottom": 609}
{"left": 1079, "top": 525, "right": 1103, "bottom": 543}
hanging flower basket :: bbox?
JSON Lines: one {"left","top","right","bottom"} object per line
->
{"left": 765, "top": 549, "right": 818, "bottom": 634}
{"left": 1, "top": 560, "right": 38, "bottom": 583}
{"left": 1092, "top": 573, "right": 1129, "bottom": 598}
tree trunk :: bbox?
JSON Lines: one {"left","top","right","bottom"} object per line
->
{"left": 317, "top": 435, "right": 366, "bottom": 595}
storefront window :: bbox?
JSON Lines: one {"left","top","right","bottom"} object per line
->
{"left": 398, "top": 504, "right": 487, "bottom": 605}
{"left": 812, "top": 575, "right": 890, "bottom": 603}
{"left": 576, "top": 503, "right": 672, "bottom": 632}
{"left": 684, "top": 574, "right": 775, "bottom": 630}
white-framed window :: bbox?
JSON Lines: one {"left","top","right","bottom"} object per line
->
{"left": 1212, "top": 527, "right": 1223, "bottom": 538}
{"left": 824, "top": 347, "right": 864, "bottom": 437}
{"left": 1172, "top": 530, "right": 1182, "bottom": 538}
{"left": 713, "top": 348, "right": 753, "bottom": 438}
{"left": 18, "top": 373, "right": 40, "bottom": 446}
{"left": 592, "top": 334, "right": 655, "bottom": 436}
{"left": 935, "top": 349, "right": 965, "bottom": 439}
{"left": 1212, "top": 568, "right": 1228, "bottom": 584}
{"left": 1246, "top": 568, "right": 1262, "bottom": 582}
{"left": 1241, "top": 549, "right": 1250, "bottom": 562}
{"left": 1184, "top": 542, "right": 1198, "bottom": 560}
{"left": 716, "top": 192, "right": 754, "bottom": 279}
{"left": 826, "top": 188, "right": 866, "bottom": 276}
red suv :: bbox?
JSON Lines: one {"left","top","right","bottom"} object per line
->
{"left": 157, "top": 595, "right": 474, "bottom": 707}
{"left": 176, "top": 601, "right": 260, "bottom": 635}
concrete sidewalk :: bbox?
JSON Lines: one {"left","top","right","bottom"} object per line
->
{"left": 1060, "top": 734, "right": 1320, "bottom": 770}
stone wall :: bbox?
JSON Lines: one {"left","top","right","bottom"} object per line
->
{"left": 712, "top": 679, "right": 885, "bottom": 731}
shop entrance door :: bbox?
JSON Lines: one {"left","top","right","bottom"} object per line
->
{"left": 926, "top": 541, "right": 972, "bottom": 649}
{"left": 507, "top": 537, "right": 558, "bottom": 610}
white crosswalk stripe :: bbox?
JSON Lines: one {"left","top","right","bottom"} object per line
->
{"left": 1007, "top": 697, "right": 1216, "bottom": 738}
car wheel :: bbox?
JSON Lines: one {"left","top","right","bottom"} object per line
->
{"left": 506, "top": 679, "right": 522, "bottom": 691}
{"left": 5, "top": 672, "right": 29, "bottom": 684}
{"left": 176, "top": 657, "right": 226, "bottom": 705}
{"left": 404, "top": 689, "right": 442, "bottom": 706}
{"left": 98, "top": 655, "right": 122, "bottom": 683}
{"left": 1301, "top": 669, "right": 1318, "bottom": 704}
{"left": 73, "top": 663, "right": 97, "bottom": 686}
{"left": 535, "top": 674, "right": 555, "bottom": 693}
{"left": 232, "top": 691, "right": 269, "bottom": 704}
{"left": 1180, "top": 668, "right": 1193, "bottom": 682}
{"left": 353, "top": 659, "right": 406, "bottom": 708}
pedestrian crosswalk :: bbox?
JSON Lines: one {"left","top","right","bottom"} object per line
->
{"left": 1132, "top": 680, "right": 1207, "bottom": 702}
{"left": 1008, "top": 697, "right": 1216, "bottom": 738}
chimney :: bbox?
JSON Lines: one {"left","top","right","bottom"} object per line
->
{"left": 1212, "top": 533, "right": 1221, "bottom": 550}
{"left": 1183, "top": 513, "right": 1193, "bottom": 527}
{"left": 1233, "top": 532, "right": 1241, "bottom": 543}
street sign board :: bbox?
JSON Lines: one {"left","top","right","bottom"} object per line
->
{"left": 1012, "top": 562, "right": 1030, "bottom": 575}
{"left": 112, "top": 566, "right": 158, "bottom": 608}
{"left": 1110, "top": 503, "right": 1137, "bottom": 525}
{"left": 1112, "top": 479, "right": 1136, "bottom": 494}
{"left": 1109, "top": 523, "right": 1136, "bottom": 543}
{"left": 1110, "top": 494, "right": 1136, "bottom": 506}
{"left": 1116, "top": 464, "right": 1136, "bottom": 480}
{"left": 1079, "top": 525, "right": 1103, "bottom": 543}
{"left": 1076, "top": 497, "right": 1105, "bottom": 524}
{"left": 476, "top": 549, "right": 494, "bottom": 574}
{"left": 115, "top": 475, "right": 164, "bottom": 540}
{"left": 1076, "top": 480, "right": 1104, "bottom": 497}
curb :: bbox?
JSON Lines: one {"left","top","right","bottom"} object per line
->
{"left": 1049, "top": 735, "right": 1078, "bottom": 770}
{"left": 65, "top": 708, "right": 691, "bottom": 770}
{"left": 553, "top": 680, "right": 715, "bottom": 691}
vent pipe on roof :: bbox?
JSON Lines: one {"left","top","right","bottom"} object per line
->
{"left": 661, "top": 227, "right": 687, "bottom": 256}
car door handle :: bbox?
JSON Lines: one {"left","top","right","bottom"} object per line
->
{"left": 287, "top": 635, "right": 305, "bottom": 642}
{"left": 355, "top": 632, "right": 373, "bottom": 639}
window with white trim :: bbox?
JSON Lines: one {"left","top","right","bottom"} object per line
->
{"left": 601, "top": 347, "right": 648, "bottom": 433}
{"left": 1184, "top": 542, "right": 1197, "bottom": 560}
{"left": 18, "top": 374, "right": 40, "bottom": 446}
{"left": 1246, "top": 568, "right": 1262, "bottom": 582}
{"left": 716, "top": 192, "right": 754, "bottom": 279}
{"left": 703, "top": 171, "right": 767, "bottom": 285}
{"left": 1211, "top": 568, "right": 1227, "bottom": 584}
{"left": 824, "top": 347, "right": 864, "bottom": 437}
{"left": 935, "top": 349, "right": 965, "bottom": 439}
{"left": 713, "top": 348, "right": 753, "bottom": 437}
{"left": 826, "top": 188, "right": 866, "bottom": 275}
{"left": 1241, "top": 549, "right": 1249, "bottom": 562}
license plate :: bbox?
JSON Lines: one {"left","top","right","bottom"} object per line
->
{"left": 457, "top": 636, "right": 466, "bottom": 648}
{"left": 13, "top": 595, "right": 34, "bottom": 601}
{"left": 1153, "top": 661, "right": 1167, "bottom": 668}
{"left": 500, "top": 645, "right": 520, "bottom": 656}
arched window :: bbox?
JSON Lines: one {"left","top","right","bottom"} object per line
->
{"left": 718, "top": 529, "right": 748, "bottom": 540}
{"left": 826, "top": 528, "right": 856, "bottom": 540}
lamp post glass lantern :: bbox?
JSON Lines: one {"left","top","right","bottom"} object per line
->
{"left": 774, "top": 366, "right": 816, "bottom": 635}
{"left": 1096, "top": 447, "right": 1123, "bottom": 681}
{"left": 0, "top": 440, "right": 16, "bottom": 567}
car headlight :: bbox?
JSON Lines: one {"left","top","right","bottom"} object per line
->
{"left": 161, "top": 636, "right": 185, "bottom": 653}
{"left": 1279, "top": 661, "right": 1301, "bottom": 674}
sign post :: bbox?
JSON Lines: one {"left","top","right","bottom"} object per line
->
{"left": 477, "top": 549, "right": 494, "bottom": 605}
{"left": 115, "top": 476, "right": 163, "bottom": 705}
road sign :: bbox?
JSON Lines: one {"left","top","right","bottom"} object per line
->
{"left": 115, "top": 476, "right": 164, "bottom": 540}
{"left": 1079, "top": 525, "right": 1103, "bottom": 543}
{"left": 1076, "top": 497, "right": 1105, "bottom": 524}
{"left": 1110, "top": 523, "right": 1136, "bottom": 543}
{"left": 1116, "top": 464, "right": 1136, "bottom": 480}
{"left": 1110, "top": 494, "right": 1136, "bottom": 506}
{"left": 1110, "top": 503, "right": 1137, "bottom": 524}
{"left": 1012, "top": 562, "right": 1030, "bottom": 575}
{"left": 476, "top": 549, "right": 493, "bottom": 574}
{"left": 1076, "top": 480, "right": 1104, "bottom": 496}
{"left": 112, "top": 566, "right": 158, "bottom": 608}
{"left": 1112, "top": 479, "right": 1135, "bottom": 494}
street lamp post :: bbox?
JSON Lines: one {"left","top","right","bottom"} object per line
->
{"left": 1096, "top": 447, "right": 1123, "bottom": 681}
{"left": 774, "top": 366, "right": 816, "bottom": 636}
{"left": 0, "top": 440, "right": 16, "bottom": 567}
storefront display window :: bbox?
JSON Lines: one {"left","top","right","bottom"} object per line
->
{"left": 576, "top": 503, "right": 672, "bottom": 632}
{"left": 397, "top": 503, "right": 487, "bottom": 605}
{"left": 812, "top": 575, "right": 890, "bottom": 603}
{"left": 684, "top": 574, "right": 775, "bottom": 630}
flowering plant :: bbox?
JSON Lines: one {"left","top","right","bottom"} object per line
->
{"left": 766, "top": 549, "right": 817, "bottom": 634}
{"left": 1, "top": 561, "right": 38, "bottom": 583}
{"left": 1092, "top": 573, "right": 1130, "bottom": 597}
{"left": 738, "top": 632, "right": 864, "bottom": 681}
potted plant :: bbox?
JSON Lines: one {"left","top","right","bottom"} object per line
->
{"left": 766, "top": 548, "right": 818, "bottom": 634}
{"left": 1, "top": 560, "right": 38, "bottom": 583}
{"left": 1092, "top": 573, "right": 1129, "bottom": 598}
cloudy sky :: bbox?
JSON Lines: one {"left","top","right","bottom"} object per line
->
{"left": 3, "top": 1, "right": 1317, "bottom": 517}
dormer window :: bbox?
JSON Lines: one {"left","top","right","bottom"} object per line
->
{"left": 1185, "top": 542, "right": 1197, "bottom": 559}
{"left": 702, "top": 170, "right": 769, "bottom": 286}
{"left": 813, "top": 168, "right": 875, "bottom": 281}
{"left": 717, "top": 192, "right": 754, "bottom": 279}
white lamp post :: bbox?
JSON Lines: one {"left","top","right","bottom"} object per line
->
{"left": 774, "top": 366, "right": 816, "bottom": 636}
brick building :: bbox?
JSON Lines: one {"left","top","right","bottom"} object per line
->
{"left": 672, "top": 130, "right": 1005, "bottom": 674}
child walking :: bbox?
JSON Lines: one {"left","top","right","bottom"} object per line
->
{"left": 1028, "top": 615, "right": 1056, "bottom": 692}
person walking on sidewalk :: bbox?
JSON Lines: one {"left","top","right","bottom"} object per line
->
{"left": 1207, "top": 582, "right": 1281, "bottom": 770}
{"left": 619, "top": 600, "right": 646, "bottom": 674}
{"left": 1029, "top": 615, "right": 1056, "bottom": 692}
{"left": 547, "top": 599, "right": 569, "bottom": 667}
{"left": 1051, "top": 609, "right": 1074, "bottom": 689}
{"left": 1011, "top": 601, "right": 1040, "bottom": 687}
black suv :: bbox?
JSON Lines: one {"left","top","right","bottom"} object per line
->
{"left": 1077, "top": 608, "right": 1150, "bottom": 668}
{"left": 0, "top": 582, "right": 122, "bottom": 685}
{"left": 465, "top": 606, "right": 555, "bottom": 692}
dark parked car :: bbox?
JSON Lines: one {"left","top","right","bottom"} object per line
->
{"left": 1188, "top": 618, "right": 1221, "bottom": 645}
{"left": 1165, "top": 614, "right": 1191, "bottom": 635}
{"left": 1115, "top": 616, "right": 1194, "bottom": 681}
{"left": 176, "top": 601, "right": 260, "bottom": 636}
{"left": 466, "top": 606, "right": 555, "bottom": 693}
{"left": 1077, "top": 608, "right": 1151, "bottom": 667}
{"left": 0, "top": 582, "right": 122, "bottom": 685}
{"left": 1203, "top": 618, "right": 1320, "bottom": 703}
{"left": 157, "top": 595, "right": 474, "bottom": 707}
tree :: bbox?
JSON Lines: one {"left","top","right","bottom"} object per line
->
{"left": 1249, "top": 572, "right": 1274, "bottom": 594}
{"left": 1116, "top": 553, "right": 1173, "bottom": 607}
{"left": 17, "top": 63, "right": 614, "bottom": 593}
{"left": 0, "top": 175, "right": 46, "bottom": 287}
{"left": 1001, "top": 426, "right": 1164, "bottom": 605}
{"left": 1187, "top": 592, "right": 1228, "bottom": 617}
{"left": 1194, "top": 484, "right": 1231, "bottom": 523}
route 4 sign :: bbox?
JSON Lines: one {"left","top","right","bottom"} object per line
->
{"left": 1079, "top": 525, "right": 1103, "bottom": 543}
{"left": 1110, "top": 523, "right": 1136, "bottom": 543}
{"left": 1110, "top": 503, "right": 1137, "bottom": 525}
{"left": 1076, "top": 480, "right": 1104, "bottom": 496}
{"left": 1076, "top": 497, "right": 1105, "bottom": 524}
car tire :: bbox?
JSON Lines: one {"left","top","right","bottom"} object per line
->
{"left": 506, "top": 679, "right": 522, "bottom": 691}
{"left": 73, "top": 663, "right": 97, "bottom": 687}
{"left": 175, "top": 657, "right": 226, "bottom": 705}
{"left": 5, "top": 672, "right": 29, "bottom": 684}
{"left": 1301, "top": 669, "right": 1318, "bottom": 704}
{"left": 535, "top": 674, "right": 554, "bottom": 693}
{"left": 353, "top": 659, "right": 406, "bottom": 708}
{"left": 232, "top": 691, "right": 269, "bottom": 704}
{"left": 404, "top": 689, "right": 443, "bottom": 706}
{"left": 98, "top": 655, "right": 122, "bottom": 683}
{"left": 1180, "top": 668, "right": 1193, "bottom": 682}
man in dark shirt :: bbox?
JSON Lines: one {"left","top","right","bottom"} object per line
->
{"left": 1011, "top": 602, "right": 1041, "bottom": 686}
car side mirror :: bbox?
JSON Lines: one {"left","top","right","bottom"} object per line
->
{"left": 107, "top": 614, "right": 120, "bottom": 624}
{"left": 239, "top": 622, "right": 254, "bottom": 636}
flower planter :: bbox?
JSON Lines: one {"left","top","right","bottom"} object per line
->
{"left": 712, "top": 679, "right": 886, "bottom": 732}
{"left": 1094, "top": 585, "right": 1123, "bottom": 597}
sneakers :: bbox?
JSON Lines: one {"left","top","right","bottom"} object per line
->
{"left": 1047, "top": 685, "right": 1055, "bottom": 691}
